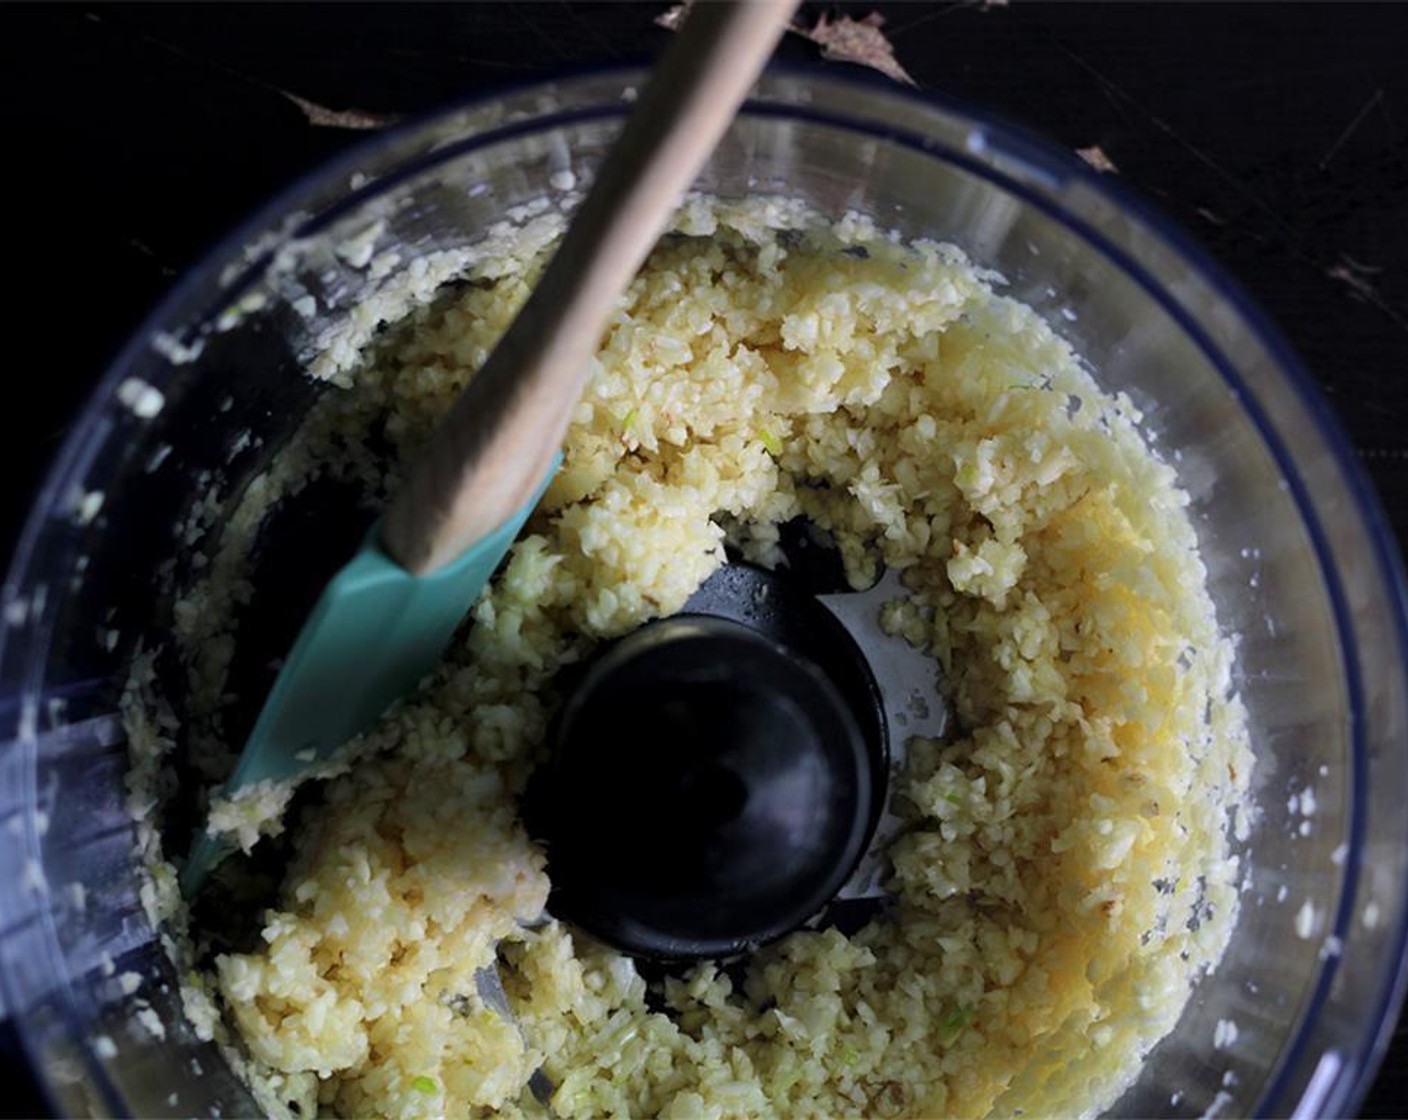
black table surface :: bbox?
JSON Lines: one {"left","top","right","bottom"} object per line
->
{"left": 3, "top": 3, "right": 1408, "bottom": 1117}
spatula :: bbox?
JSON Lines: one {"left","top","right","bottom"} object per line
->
{"left": 180, "top": 0, "right": 797, "bottom": 896}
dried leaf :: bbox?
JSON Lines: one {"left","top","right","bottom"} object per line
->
{"left": 657, "top": 4, "right": 916, "bottom": 87}
{"left": 655, "top": 3, "right": 691, "bottom": 31}
{"left": 280, "top": 90, "right": 401, "bottom": 131}
{"left": 796, "top": 12, "right": 916, "bottom": 87}
{"left": 1076, "top": 145, "right": 1119, "bottom": 174}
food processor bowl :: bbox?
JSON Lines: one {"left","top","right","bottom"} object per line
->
{"left": 2, "top": 67, "right": 1406, "bottom": 1118}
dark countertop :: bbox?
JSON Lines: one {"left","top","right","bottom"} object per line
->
{"left": 3, "top": 3, "right": 1407, "bottom": 1116}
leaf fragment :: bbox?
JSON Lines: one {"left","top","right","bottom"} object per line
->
{"left": 1076, "top": 145, "right": 1119, "bottom": 174}
{"left": 796, "top": 12, "right": 917, "bottom": 87}
{"left": 280, "top": 90, "right": 401, "bottom": 131}
{"left": 657, "top": 4, "right": 916, "bottom": 87}
{"left": 655, "top": 3, "right": 690, "bottom": 31}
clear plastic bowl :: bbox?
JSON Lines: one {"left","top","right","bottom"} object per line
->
{"left": 3, "top": 67, "right": 1407, "bottom": 1118}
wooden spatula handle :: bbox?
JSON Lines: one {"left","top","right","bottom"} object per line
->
{"left": 382, "top": 0, "right": 796, "bottom": 575}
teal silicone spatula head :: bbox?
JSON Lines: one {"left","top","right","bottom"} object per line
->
{"left": 179, "top": 0, "right": 798, "bottom": 897}
{"left": 180, "top": 466, "right": 555, "bottom": 896}
{"left": 235, "top": 502, "right": 551, "bottom": 787}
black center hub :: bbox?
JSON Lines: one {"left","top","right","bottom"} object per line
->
{"left": 524, "top": 562, "right": 888, "bottom": 961}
